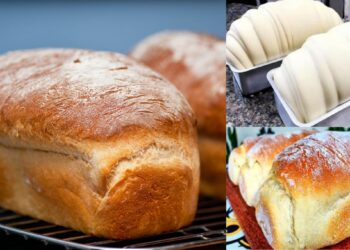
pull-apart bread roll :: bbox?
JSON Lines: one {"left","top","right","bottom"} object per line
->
{"left": 228, "top": 136, "right": 263, "bottom": 185}
{"left": 130, "top": 31, "right": 226, "bottom": 199}
{"left": 256, "top": 132, "right": 350, "bottom": 249}
{"left": 274, "top": 22, "right": 350, "bottom": 123}
{"left": 228, "top": 131, "right": 314, "bottom": 206}
{"left": 226, "top": 0, "right": 342, "bottom": 70}
{"left": 0, "top": 49, "right": 200, "bottom": 239}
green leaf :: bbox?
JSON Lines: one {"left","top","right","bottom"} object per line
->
{"left": 226, "top": 126, "right": 237, "bottom": 163}
{"left": 329, "top": 127, "right": 346, "bottom": 131}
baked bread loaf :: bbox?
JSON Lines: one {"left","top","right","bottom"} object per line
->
{"left": 256, "top": 132, "right": 350, "bottom": 249}
{"left": 0, "top": 49, "right": 200, "bottom": 239}
{"left": 130, "top": 31, "right": 226, "bottom": 199}
{"left": 226, "top": 0, "right": 342, "bottom": 70}
{"left": 274, "top": 22, "right": 350, "bottom": 123}
{"left": 229, "top": 131, "right": 314, "bottom": 206}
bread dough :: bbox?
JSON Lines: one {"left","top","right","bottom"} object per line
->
{"left": 226, "top": 0, "right": 342, "bottom": 69}
{"left": 226, "top": 33, "right": 253, "bottom": 69}
{"left": 274, "top": 22, "right": 350, "bottom": 123}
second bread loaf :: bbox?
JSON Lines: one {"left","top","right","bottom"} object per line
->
{"left": 130, "top": 31, "right": 226, "bottom": 199}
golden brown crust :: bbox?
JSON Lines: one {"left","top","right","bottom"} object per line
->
{"left": 0, "top": 158, "right": 11, "bottom": 202}
{"left": 228, "top": 131, "right": 314, "bottom": 188}
{"left": 198, "top": 136, "right": 226, "bottom": 200}
{"left": 130, "top": 32, "right": 225, "bottom": 199}
{"left": 0, "top": 142, "right": 199, "bottom": 239}
{"left": 237, "top": 131, "right": 315, "bottom": 206}
{"left": 130, "top": 31, "right": 225, "bottom": 137}
{"left": 274, "top": 132, "right": 350, "bottom": 196}
{"left": 246, "top": 131, "right": 316, "bottom": 168}
{"left": 0, "top": 49, "right": 195, "bottom": 145}
{"left": 95, "top": 164, "right": 197, "bottom": 239}
{"left": 0, "top": 49, "right": 200, "bottom": 239}
{"left": 0, "top": 144, "right": 99, "bottom": 233}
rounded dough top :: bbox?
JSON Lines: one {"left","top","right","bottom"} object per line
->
{"left": 273, "top": 22, "right": 350, "bottom": 123}
{"left": 226, "top": 0, "right": 342, "bottom": 69}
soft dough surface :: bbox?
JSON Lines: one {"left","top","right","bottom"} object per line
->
{"left": 274, "top": 22, "right": 350, "bottom": 123}
{"left": 226, "top": 0, "right": 342, "bottom": 69}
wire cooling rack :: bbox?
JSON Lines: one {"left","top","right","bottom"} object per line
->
{"left": 0, "top": 196, "right": 225, "bottom": 249}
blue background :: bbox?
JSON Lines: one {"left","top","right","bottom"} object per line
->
{"left": 0, "top": 0, "right": 225, "bottom": 54}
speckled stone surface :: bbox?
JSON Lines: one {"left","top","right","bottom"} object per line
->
{"left": 226, "top": 3, "right": 283, "bottom": 127}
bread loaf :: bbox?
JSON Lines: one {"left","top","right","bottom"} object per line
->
{"left": 229, "top": 131, "right": 314, "bottom": 206}
{"left": 0, "top": 49, "right": 200, "bottom": 239}
{"left": 226, "top": 0, "right": 342, "bottom": 69}
{"left": 130, "top": 31, "right": 226, "bottom": 199}
{"left": 274, "top": 22, "right": 350, "bottom": 123}
{"left": 256, "top": 132, "right": 350, "bottom": 249}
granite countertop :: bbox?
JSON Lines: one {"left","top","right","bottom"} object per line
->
{"left": 226, "top": 3, "right": 283, "bottom": 127}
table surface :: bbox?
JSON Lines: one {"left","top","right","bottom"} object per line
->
{"left": 226, "top": 3, "right": 283, "bottom": 127}
{"left": 226, "top": 198, "right": 250, "bottom": 250}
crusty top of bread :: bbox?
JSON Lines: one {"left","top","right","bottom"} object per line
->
{"left": 230, "top": 131, "right": 314, "bottom": 169}
{"left": 130, "top": 31, "right": 225, "bottom": 137}
{"left": 232, "top": 136, "right": 264, "bottom": 160}
{"left": 0, "top": 49, "right": 196, "bottom": 146}
{"left": 246, "top": 130, "right": 316, "bottom": 168}
{"left": 273, "top": 131, "right": 350, "bottom": 196}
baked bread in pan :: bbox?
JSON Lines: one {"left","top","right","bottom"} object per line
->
{"left": 228, "top": 131, "right": 314, "bottom": 206}
{"left": 256, "top": 132, "right": 350, "bottom": 249}
{"left": 130, "top": 31, "right": 226, "bottom": 199}
{"left": 226, "top": 0, "right": 342, "bottom": 69}
{"left": 274, "top": 22, "right": 350, "bottom": 123}
{"left": 0, "top": 49, "right": 200, "bottom": 239}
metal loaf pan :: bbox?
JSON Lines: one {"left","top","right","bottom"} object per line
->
{"left": 227, "top": 58, "right": 283, "bottom": 96}
{"left": 267, "top": 69, "right": 350, "bottom": 127}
